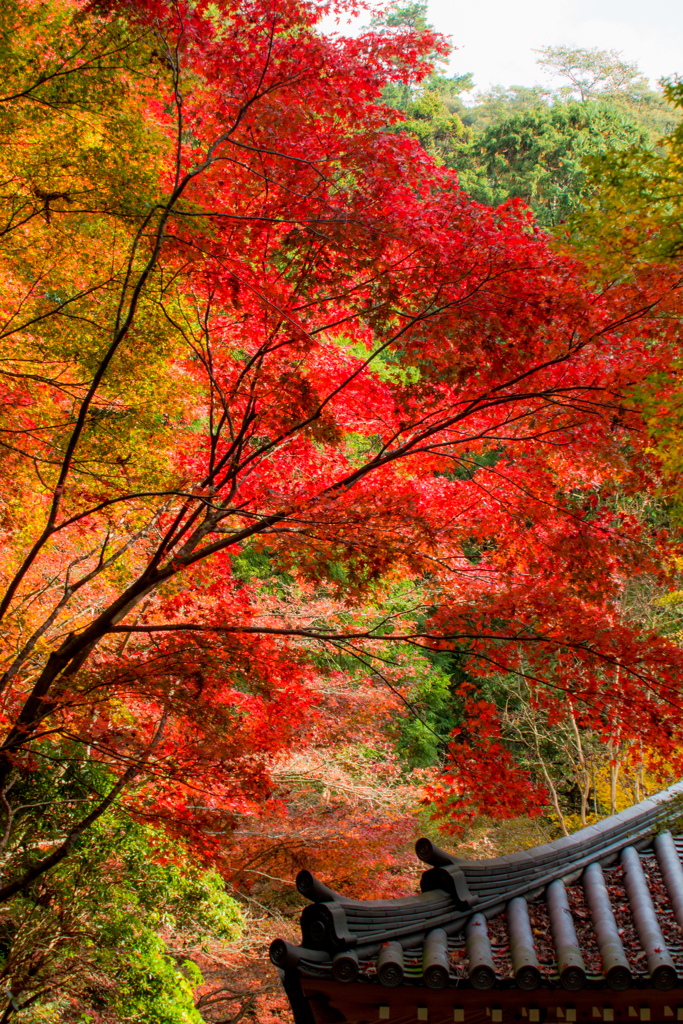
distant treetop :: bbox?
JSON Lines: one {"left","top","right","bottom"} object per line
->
{"left": 534, "top": 45, "right": 647, "bottom": 103}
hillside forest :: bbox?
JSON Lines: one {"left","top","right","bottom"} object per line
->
{"left": 4, "top": 0, "right": 683, "bottom": 1020}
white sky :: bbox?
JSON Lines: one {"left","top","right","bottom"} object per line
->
{"left": 427, "top": 0, "right": 683, "bottom": 93}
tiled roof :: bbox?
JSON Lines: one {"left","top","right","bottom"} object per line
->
{"left": 270, "top": 781, "right": 683, "bottom": 1023}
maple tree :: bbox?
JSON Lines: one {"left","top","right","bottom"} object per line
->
{"left": 570, "top": 79, "right": 683, "bottom": 262}
{"left": 3, "top": 5, "right": 683, "bottom": 1018}
{"left": 566, "top": 80, "right": 683, "bottom": 545}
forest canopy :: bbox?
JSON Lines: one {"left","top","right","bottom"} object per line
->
{"left": 379, "top": 13, "right": 678, "bottom": 225}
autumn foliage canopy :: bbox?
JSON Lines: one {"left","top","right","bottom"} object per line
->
{"left": 2, "top": 0, "right": 683, "bottom": 910}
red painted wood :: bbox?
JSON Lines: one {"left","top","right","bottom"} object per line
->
{"left": 301, "top": 978, "right": 683, "bottom": 1024}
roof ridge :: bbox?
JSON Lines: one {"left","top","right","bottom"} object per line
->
{"left": 416, "top": 778, "right": 683, "bottom": 873}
